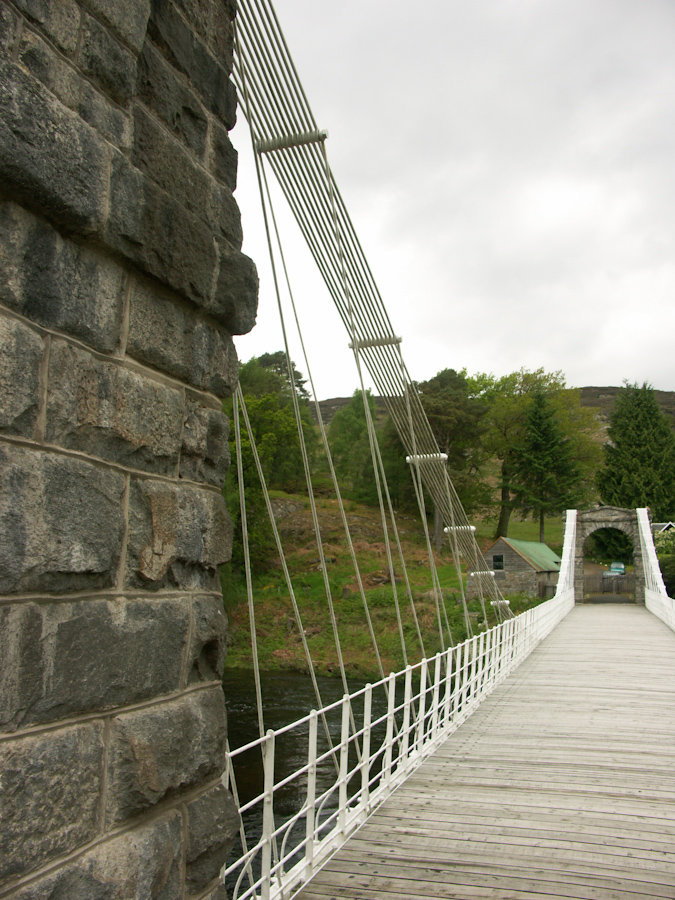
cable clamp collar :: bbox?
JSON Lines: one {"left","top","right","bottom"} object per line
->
{"left": 406, "top": 453, "right": 448, "bottom": 465}
{"left": 349, "top": 335, "right": 403, "bottom": 350}
{"left": 256, "top": 129, "right": 328, "bottom": 153}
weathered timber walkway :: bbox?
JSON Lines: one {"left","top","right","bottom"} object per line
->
{"left": 296, "top": 604, "right": 675, "bottom": 900}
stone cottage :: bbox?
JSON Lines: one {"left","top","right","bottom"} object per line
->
{"left": 477, "top": 537, "right": 561, "bottom": 598}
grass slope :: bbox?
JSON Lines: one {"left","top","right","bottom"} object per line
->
{"left": 222, "top": 496, "right": 555, "bottom": 680}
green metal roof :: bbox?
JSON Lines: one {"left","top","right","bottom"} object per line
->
{"left": 498, "top": 538, "right": 561, "bottom": 572}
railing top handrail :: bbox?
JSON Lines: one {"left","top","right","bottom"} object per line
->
{"left": 225, "top": 596, "right": 574, "bottom": 759}
{"left": 637, "top": 507, "right": 669, "bottom": 596}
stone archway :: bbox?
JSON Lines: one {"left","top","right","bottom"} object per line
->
{"left": 574, "top": 507, "right": 645, "bottom": 604}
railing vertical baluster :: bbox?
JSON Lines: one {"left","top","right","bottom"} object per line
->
{"left": 455, "top": 642, "right": 464, "bottom": 717}
{"left": 416, "top": 658, "right": 428, "bottom": 752}
{"left": 431, "top": 653, "right": 442, "bottom": 739}
{"left": 503, "top": 620, "right": 510, "bottom": 674}
{"left": 443, "top": 646, "right": 453, "bottom": 728}
{"left": 338, "top": 695, "right": 350, "bottom": 838}
{"left": 462, "top": 639, "right": 472, "bottom": 711}
{"left": 360, "top": 684, "right": 372, "bottom": 817}
{"left": 487, "top": 627, "right": 495, "bottom": 688}
{"left": 491, "top": 625, "right": 500, "bottom": 686}
{"left": 383, "top": 672, "right": 396, "bottom": 788}
{"left": 261, "top": 730, "right": 275, "bottom": 900}
{"left": 305, "top": 711, "right": 318, "bottom": 881}
{"left": 506, "top": 618, "right": 515, "bottom": 672}
{"left": 493, "top": 625, "right": 500, "bottom": 683}
{"left": 223, "top": 575, "right": 579, "bottom": 900}
{"left": 401, "top": 666, "right": 413, "bottom": 769}
{"left": 469, "top": 635, "right": 478, "bottom": 707}
{"left": 476, "top": 631, "right": 486, "bottom": 698}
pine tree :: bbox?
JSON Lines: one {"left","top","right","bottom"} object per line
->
{"left": 512, "top": 391, "right": 582, "bottom": 542}
{"left": 597, "top": 382, "right": 675, "bottom": 520}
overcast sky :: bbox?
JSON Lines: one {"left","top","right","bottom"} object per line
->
{"left": 230, "top": 0, "right": 675, "bottom": 400}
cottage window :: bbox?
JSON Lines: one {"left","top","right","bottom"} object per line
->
{"left": 493, "top": 554, "right": 504, "bottom": 570}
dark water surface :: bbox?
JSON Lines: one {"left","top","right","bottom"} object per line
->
{"left": 222, "top": 668, "right": 391, "bottom": 894}
{"left": 223, "top": 668, "right": 382, "bottom": 813}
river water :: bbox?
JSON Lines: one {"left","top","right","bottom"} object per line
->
{"left": 222, "top": 668, "right": 392, "bottom": 894}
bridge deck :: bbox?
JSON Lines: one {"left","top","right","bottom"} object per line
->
{"left": 296, "top": 604, "right": 675, "bottom": 900}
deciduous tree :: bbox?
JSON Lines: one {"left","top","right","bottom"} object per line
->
{"left": 467, "top": 369, "right": 600, "bottom": 538}
{"left": 328, "top": 389, "right": 379, "bottom": 503}
{"left": 417, "top": 369, "right": 490, "bottom": 516}
{"left": 223, "top": 353, "right": 317, "bottom": 574}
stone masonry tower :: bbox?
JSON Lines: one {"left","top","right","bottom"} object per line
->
{"left": 0, "top": 1, "right": 257, "bottom": 897}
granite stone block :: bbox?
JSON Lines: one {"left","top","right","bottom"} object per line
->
{"left": 136, "top": 40, "right": 208, "bottom": 157}
{"left": 127, "top": 278, "right": 193, "bottom": 382}
{"left": 188, "top": 594, "right": 228, "bottom": 684}
{"left": 209, "top": 0, "right": 235, "bottom": 71}
{"left": 171, "top": 0, "right": 212, "bottom": 45}
{"left": 106, "top": 687, "right": 227, "bottom": 822}
{"left": 0, "top": 2, "right": 18, "bottom": 54}
{"left": 132, "top": 104, "right": 241, "bottom": 246}
{"left": 200, "top": 886, "right": 228, "bottom": 900}
{"left": 78, "top": 11, "right": 137, "bottom": 106}
{"left": 16, "top": 25, "right": 75, "bottom": 94}
{"left": 105, "top": 151, "right": 217, "bottom": 308}
{"left": 148, "top": 0, "right": 237, "bottom": 128}
{"left": 0, "top": 723, "right": 104, "bottom": 882}
{"left": 11, "top": 0, "right": 80, "bottom": 56}
{"left": 12, "top": 813, "right": 183, "bottom": 900}
{"left": 0, "top": 61, "right": 109, "bottom": 235}
{"left": 76, "top": 78, "right": 133, "bottom": 149}
{"left": 190, "top": 319, "right": 239, "bottom": 396}
{"left": 46, "top": 339, "right": 184, "bottom": 475}
{"left": 0, "top": 201, "right": 124, "bottom": 352}
{"left": 132, "top": 103, "right": 210, "bottom": 217}
{"left": 185, "top": 784, "right": 240, "bottom": 894}
{"left": 208, "top": 181, "right": 242, "bottom": 248}
{"left": 0, "top": 597, "right": 189, "bottom": 731}
{"left": 212, "top": 241, "right": 259, "bottom": 335}
{"left": 126, "top": 279, "right": 239, "bottom": 397}
{"left": 81, "top": 0, "right": 152, "bottom": 54}
{"left": 0, "top": 316, "right": 44, "bottom": 437}
{"left": 180, "top": 401, "right": 230, "bottom": 487}
{"left": 126, "top": 477, "right": 232, "bottom": 591}
{"left": 209, "top": 118, "right": 238, "bottom": 191}
{"left": 0, "top": 443, "right": 126, "bottom": 593}
{"left": 17, "top": 27, "right": 133, "bottom": 150}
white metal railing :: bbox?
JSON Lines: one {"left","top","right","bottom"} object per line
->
{"left": 637, "top": 507, "right": 675, "bottom": 630}
{"left": 558, "top": 509, "right": 576, "bottom": 595}
{"left": 220, "top": 554, "right": 576, "bottom": 899}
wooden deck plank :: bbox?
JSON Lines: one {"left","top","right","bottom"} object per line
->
{"left": 338, "top": 835, "right": 675, "bottom": 879}
{"left": 370, "top": 810, "right": 675, "bottom": 847}
{"left": 353, "top": 824, "right": 675, "bottom": 864}
{"left": 301, "top": 864, "right": 671, "bottom": 900}
{"left": 294, "top": 605, "right": 675, "bottom": 900}
{"left": 323, "top": 853, "right": 675, "bottom": 892}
